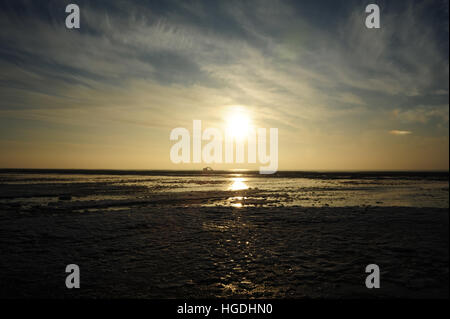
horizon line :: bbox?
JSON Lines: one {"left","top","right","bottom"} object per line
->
{"left": 0, "top": 168, "right": 448, "bottom": 173}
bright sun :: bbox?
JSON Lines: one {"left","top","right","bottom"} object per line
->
{"left": 225, "top": 108, "right": 252, "bottom": 140}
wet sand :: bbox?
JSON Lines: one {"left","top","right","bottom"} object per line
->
{"left": 0, "top": 205, "right": 448, "bottom": 298}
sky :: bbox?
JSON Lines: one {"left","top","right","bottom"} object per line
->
{"left": 0, "top": 0, "right": 448, "bottom": 171}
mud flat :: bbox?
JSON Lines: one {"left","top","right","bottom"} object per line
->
{"left": 0, "top": 205, "right": 448, "bottom": 298}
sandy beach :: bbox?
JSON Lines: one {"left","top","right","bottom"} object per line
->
{"left": 0, "top": 171, "right": 448, "bottom": 298}
{"left": 1, "top": 204, "right": 448, "bottom": 298}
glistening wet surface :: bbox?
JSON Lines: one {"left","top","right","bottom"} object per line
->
{"left": 0, "top": 171, "right": 448, "bottom": 211}
{"left": 0, "top": 170, "right": 448, "bottom": 298}
{"left": 0, "top": 206, "right": 448, "bottom": 298}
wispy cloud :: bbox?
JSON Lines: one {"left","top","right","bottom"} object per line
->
{"left": 389, "top": 130, "right": 412, "bottom": 136}
{"left": 392, "top": 105, "right": 449, "bottom": 124}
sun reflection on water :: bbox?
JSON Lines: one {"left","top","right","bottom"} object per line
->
{"left": 229, "top": 177, "right": 249, "bottom": 191}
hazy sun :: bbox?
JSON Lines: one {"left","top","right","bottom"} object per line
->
{"left": 225, "top": 107, "right": 252, "bottom": 140}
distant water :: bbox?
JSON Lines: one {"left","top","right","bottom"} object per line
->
{"left": 0, "top": 169, "right": 448, "bottom": 209}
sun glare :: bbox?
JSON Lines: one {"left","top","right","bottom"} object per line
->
{"left": 229, "top": 177, "right": 249, "bottom": 191}
{"left": 225, "top": 107, "right": 252, "bottom": 140}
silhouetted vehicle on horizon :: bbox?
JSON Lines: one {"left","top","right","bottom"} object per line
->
{"left": 202, "top": 167, "right": 213, "bottom": 173}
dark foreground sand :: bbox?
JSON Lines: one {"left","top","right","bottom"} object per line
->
{"left": 0, "top": 206, "right": 448, "bottom": 298}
